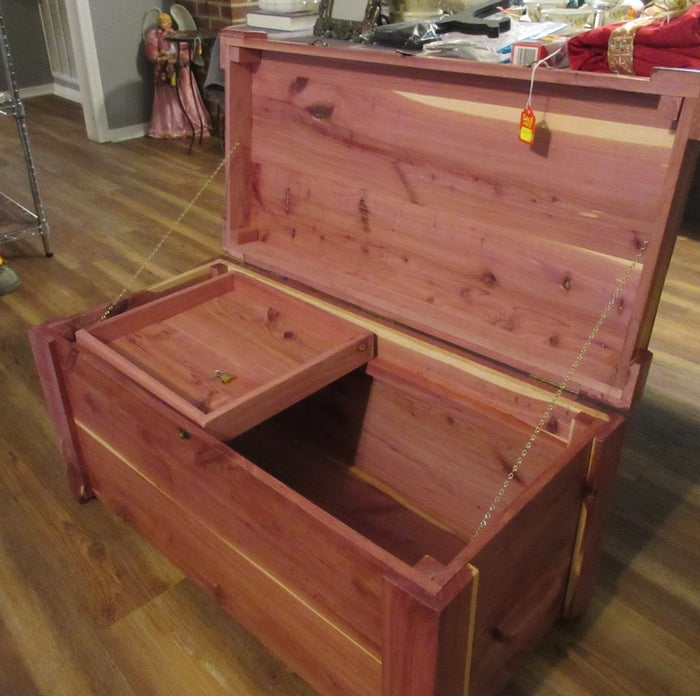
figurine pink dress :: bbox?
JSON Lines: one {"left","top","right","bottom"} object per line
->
{"left": 144, "top": 13, "right": 211, "bottom": 139}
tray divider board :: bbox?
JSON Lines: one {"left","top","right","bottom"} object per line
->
{"left": 204, "top": 333, "right": 374, "bottom": 439}
{"left": 80, "top": 272, "right": 240, "bottom": 342}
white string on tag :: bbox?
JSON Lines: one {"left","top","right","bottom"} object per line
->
{"left": 519, "top": 47, "right": 564, "bottom": 144}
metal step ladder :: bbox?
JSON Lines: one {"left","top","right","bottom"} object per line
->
{"left": 0, "top": 9, "right": 52, "bottom": 256}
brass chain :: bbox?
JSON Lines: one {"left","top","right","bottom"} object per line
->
{"left": 99, "top": 142, "right": 238, "bottom": 322}
{"left": 470, "top": 239, "right": 649, "bottom": 542}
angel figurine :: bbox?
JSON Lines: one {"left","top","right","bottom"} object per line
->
{"left": 142, "top": 6, "right": 211, "bottom": 139}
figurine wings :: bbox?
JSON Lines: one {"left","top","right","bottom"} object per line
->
{"left": 141, "top": 8, "right": 162, "bottom": 39}
{"left": 170, "top": 4, "right": 198, "bottom": 31}
{"left": 141, "top": 4, "right": 197, "bottom": 39}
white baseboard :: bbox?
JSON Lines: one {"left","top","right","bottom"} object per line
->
{"left": 15, "top": 80, "right": 147, "bottom": 143}
{"left": 104, "top": 123, "right": 148, "bottom": 142}
{"left": 52, "top": 82, "right": 82, "bottom": 103}
{"left": 14, "top": 82, "right": 81, "bottom": 103}
{"left": 17, "top": 83, "right": 54, "bottom": 99}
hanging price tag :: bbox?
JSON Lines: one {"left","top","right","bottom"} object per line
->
{"left": 519, "top": 106, "right": 536, "bottom": 144}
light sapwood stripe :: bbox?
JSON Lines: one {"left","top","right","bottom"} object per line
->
{"left": 394, "top": 91, "right": 677, "bottom": 147}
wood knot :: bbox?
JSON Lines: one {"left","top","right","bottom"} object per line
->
{"left": 283, "top": 331, "right": 295, "bottom": 339}
{"left": 101, "top": 601, "right": 117, "bottom": 622}
{"left": 562, "top": 276, "right": 572, "bottom": 291}
{"left": 267, "top": 307, "right": 280, "bottom": 322}
{"left": 290, "top": 77, "right": 308, "bottom": 95}
{"left": 545, "top": 416, "right": 558, "bottom": 434}
{"left": 214, "top": 584, "right": 226, "bottom": 603}
{"left": 87, "top": 540, "right": 106, "bottom": 561}
{"left": 549, "top": 334, "right": 560, "bottom": 347}
{"left": 482, "top": 271, "right": 497, "bottom": 288}
{"left": 359, "top": 198, "right": 370, "bottom": 232}
{"left": 307, "top": 104, "right": 334, "bottom": 120}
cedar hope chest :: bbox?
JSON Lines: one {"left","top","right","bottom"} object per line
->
{"left": 30, "top": 31, "right": 700, "bottom": 696}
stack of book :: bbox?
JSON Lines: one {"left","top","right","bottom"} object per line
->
{"left": 246, "top": 0, "right": 319, "bottom": 31}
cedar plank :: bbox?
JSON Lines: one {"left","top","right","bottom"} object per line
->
{"left": 78, "top": 432, "right": 382, "bottom": 696}
{"left": 232, "top": 52, "right": 678, "bottom": 403}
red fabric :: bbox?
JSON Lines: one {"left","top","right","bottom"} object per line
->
{"left": 568, "top": 4, "right": 700, "bottom": 75}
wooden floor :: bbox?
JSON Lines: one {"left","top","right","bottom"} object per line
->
{"left": 0, "top": 96, "right": 698, "bottom": 696}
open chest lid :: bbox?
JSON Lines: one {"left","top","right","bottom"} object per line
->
{"left": 218, "top": 30, "right": 700, "bottom": 410}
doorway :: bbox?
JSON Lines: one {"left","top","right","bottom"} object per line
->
{"left": 38, "top": 0, "right": 139, "bottom": 143}
{"left": 37, "top": 0, "right": 80, "bottom": 102}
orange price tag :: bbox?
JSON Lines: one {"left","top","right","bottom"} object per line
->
{"left": 519, "top": 106, "right": 536, "bottom": 145}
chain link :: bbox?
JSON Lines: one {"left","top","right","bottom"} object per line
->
{"left": 470, "top": 240, "right": 649, "bottom": 542}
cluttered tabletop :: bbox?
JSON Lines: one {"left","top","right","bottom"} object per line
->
{"left": 229, "top": 0, "right": 700, "bottom": 76}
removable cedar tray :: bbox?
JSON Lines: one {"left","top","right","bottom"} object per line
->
{"left": 75, "top": 271, "right": 375, "bottom": 440}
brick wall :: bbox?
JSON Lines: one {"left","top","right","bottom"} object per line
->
{"left": 174, "top": 1, "right": 257, "bottom": 31}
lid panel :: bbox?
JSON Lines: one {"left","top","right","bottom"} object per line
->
{"left": 221, "top": 37, "right": 699, "bottom": 408}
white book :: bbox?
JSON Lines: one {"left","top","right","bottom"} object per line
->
{"left": 246, "top": 11, "right": 318, "bottom": 31}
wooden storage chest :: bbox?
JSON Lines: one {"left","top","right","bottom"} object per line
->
{"left": 30, "top": 31, "right": 700, "bottom": 696}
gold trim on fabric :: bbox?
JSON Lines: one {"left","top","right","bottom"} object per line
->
{"left": 606, "top": 2, "right": 697, "bottom": 75}
{"left": 607, "top": 22, "right": 639, "bottom": 75}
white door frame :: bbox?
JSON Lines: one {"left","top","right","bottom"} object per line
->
{"left": 64, "top": 0, "right": 106, "bottom": 141}
{"left": 64, "top": 0, "right": 147, "bottom": 143}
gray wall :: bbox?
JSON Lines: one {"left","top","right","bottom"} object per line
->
{"left": 0, "top": 0, "right": 52, "bottom": 90}
{"left": 89, "top": 0, "right": 157, "bottom": 130}
{"left": 1, "top": 0, "right": 165, "bottom": 135}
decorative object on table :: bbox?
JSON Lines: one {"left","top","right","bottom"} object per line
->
{"left": 568, "top": 0, "right": 700, "bottom": 74}
{"left": 314, "top": 0, "right": 384, "bottom": 40}
{"left": 246, "top": 10, "right": 320, "bottom": 31}
{"left": 142, "top": 9, "right": 211, "bottom": 140}
{"left": 582, "top": 0, "right": 622, "bottom": 27}
{"left": 259, "top": 0, "right": 318, "bottom": 9}
{"left": 394, "top": 0, "right": 464, "bottom": 22}
{"left": 435, "top": 0, "right": 512, "bottom": 38}
{"left": 522, "top": 0, "right": 569, "bottom": 22}
{"left": 247, "top": 0, "right": 320, "bottom": 30}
